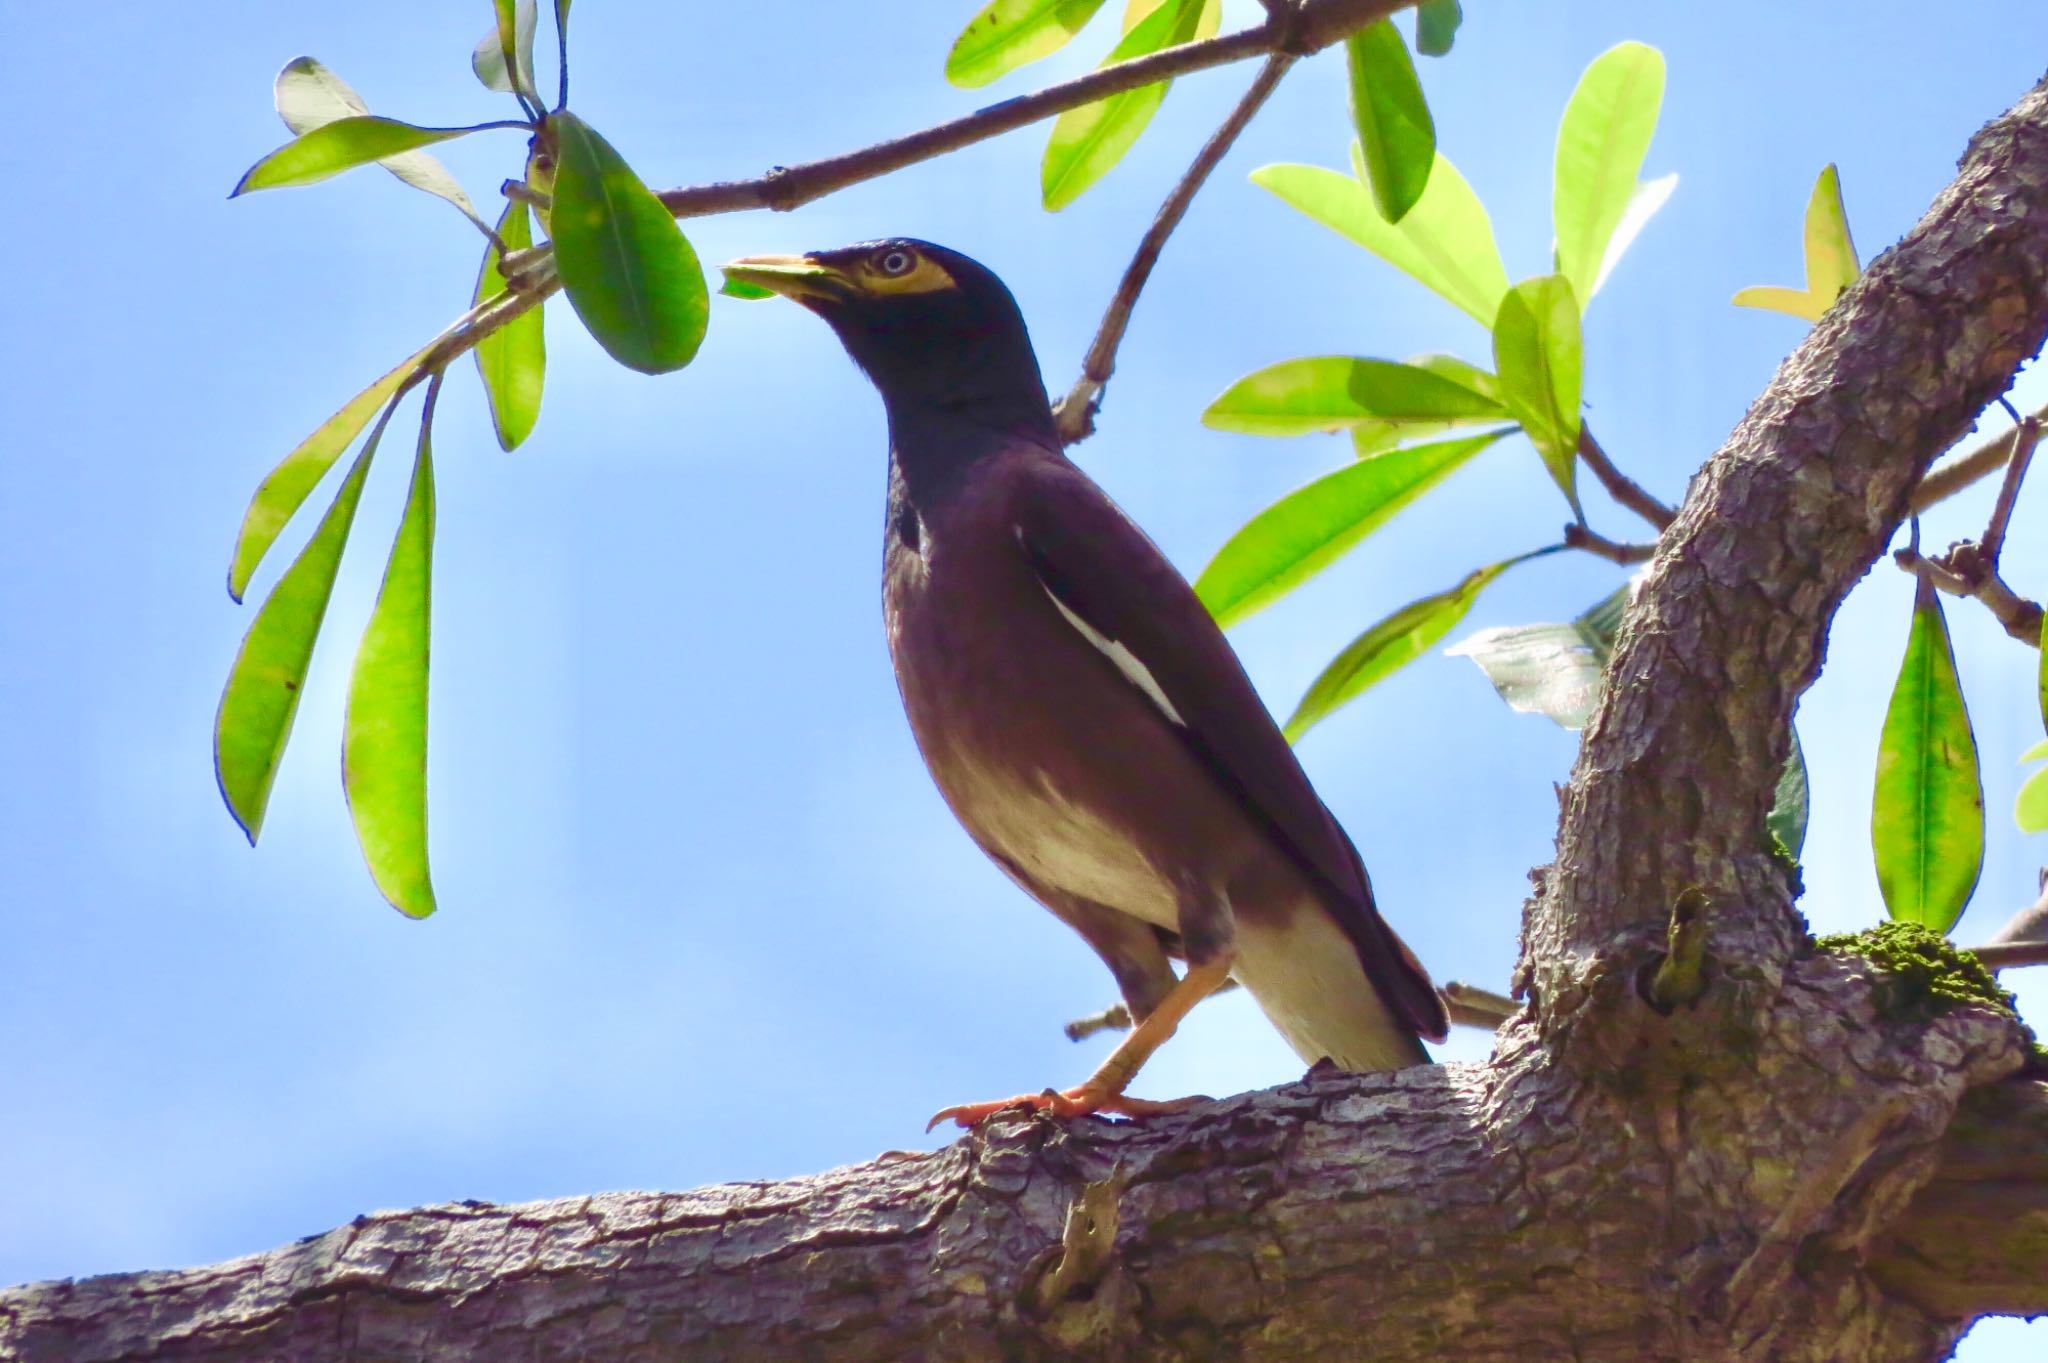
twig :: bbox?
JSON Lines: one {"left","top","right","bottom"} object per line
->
{"left": 1894, "top": 544, "right": 2045, "bottom": 644}
{"left": 1053, "top": 52, "right": 1297, "bottom": 445}
{"left": 1577, "top": 425, "right": 1674, "bottom": 530}
{"left": 1968, "top": 941, "right": 2048, "bottom": 970}
{"left": 1563, "top": 521, "right": 1657, "bottom": 565}
{"left": 1062, "top": 975, "right": 1518, "bottom": 1042}
{"left": 653, "top": 0, "right": 1412, "bottom": 220}
{"left": 1980, "top": 414, "right": 2040, "bottom": 565}
{"left": 1908, "top": 401, "right": 2048, "bottom": 513}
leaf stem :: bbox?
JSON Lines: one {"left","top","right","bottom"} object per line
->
{"left": 1563, "top": 521, "right": 1655, "bottom": 564}
{"left": 1053, "top": 52, "right": 1297, "bottom": 445}
{"left": 1577, "top": 424, "right": 1673, "bottom": 530}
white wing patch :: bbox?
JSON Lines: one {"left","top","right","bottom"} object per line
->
{"left": 1040, "top": 584, "right": 1187, "bottom": 728}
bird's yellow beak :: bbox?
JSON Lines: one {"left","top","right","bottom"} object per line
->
{"left": 720, "top": 254, "right": 846, "bottom": 304}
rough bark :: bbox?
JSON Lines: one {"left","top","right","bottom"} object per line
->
{"left": 6, "top": 61, "right": 2047, "bottom": 1363}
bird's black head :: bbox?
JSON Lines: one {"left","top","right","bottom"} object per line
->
{"left": 723, "top": 239, "right": 1055, "bottom": 440}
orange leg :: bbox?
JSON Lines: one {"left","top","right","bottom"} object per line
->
{"left": 927, "top": 958, "right": 1234, "bottom": 1131}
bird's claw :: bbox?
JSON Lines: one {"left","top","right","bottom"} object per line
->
{"left": 926, "top": 1085, "right": 1213, "bottom": 1131}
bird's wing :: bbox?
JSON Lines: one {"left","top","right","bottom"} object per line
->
{"left": 1014, "top": 457, "right": 1447, "bottom": 1041}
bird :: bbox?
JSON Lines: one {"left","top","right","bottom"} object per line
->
{"left": 721, "top": 239, "right": 1447, "bottom": 1129}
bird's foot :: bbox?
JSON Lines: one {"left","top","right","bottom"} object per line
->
{"left": 926, "top": 1084, "right": 1212, "bottom": 1131}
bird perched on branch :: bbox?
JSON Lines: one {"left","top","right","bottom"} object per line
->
{"left": 722, "top": 239, "right": 1446, "bottom": 1128}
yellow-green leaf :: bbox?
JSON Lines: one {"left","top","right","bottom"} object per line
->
{"left": 946, "top": 0, "right": 1111, "bottom": 88}
{"left": 1552, "top": 42, "right": 1665, "bottom": 310}
{"left": 1492, "top": 274, "right": 1583, "bottom": 514}
{"left": 215, "top": 405, "right": 395, "bottom": 843}
{"left": 274, "top": 57, "right": 485, "bottom": 227}
{"left": 1286, "top": 558, "right": 1519, "bottom": 742}
{"left": 1733, "top": 164, "right": 1862, "bottom": 321}
{"left": 475, "top": 0, "right": 540, "bottom": 98}
{"left": 1203, "top": 355, "right": 1506, "bottom": 437}
{"left": 472, "top": 199, "right": 546, "bottom": 449}
{"left": 549, "top": 111, "right": 709, "bottom": 374}
{"left": 1590, "top": 172, "right": 1677, "bottom": 298}
{"left": 1253, "top": 153, "right": 1508, "bottom": 326}
{"left": 2016, "top": 738, "right": 2048, "bottom": 833}
{"left": 1347, "top": 20, "right": 1434, "bottom": 224}
{"left": 1872, "top": 578, "right": 1983, "bottom": 933}
{"left": 233, "top": 116, "right": 480, "bottom": 195}
{"left": 344, "top": 413, "right": 439, "bottom": 918}
{"left": 1197, "top": 430, "right": 1507, "bottom": 628}
{"left": 1041, "top": 0, "right": 1214, "bottom": 211}
{"left": 228, "top": 344, "right": 432, "bottom": 602}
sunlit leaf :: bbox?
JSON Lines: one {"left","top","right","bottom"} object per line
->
{"left": 1771, "top": 730, "right": 1811, "bottom": 859}
{"left": 2039, "top": 612, "right": 2048, "bottom": 733}
{"left": 1203, "top": 355, "right": 1506, "bottom": 436}
{"left": 228, "top": 345, "right": 432, "bottom": 602}
{"left": 1733, "top": 163, "right": 1862, "bottom": 321}
{"left": 215, "top": 406, "right": 395, "bottom": 843}
{"left": 1552, "top": 41, "right": 1664, "bottom": 310}
{"left": 549, "top": 111, "right": 709, "bottom": 374}
{"left": 233, "top": 116, "right": 482, "bottom": 195}
{"left": 1253, "top": 154, "right": 1508, "bottom": 326}
{"left": 273, "top": 57, "right": 485, "bottom": 226}
{"left": 1492, "top": 274, "right": 1583, "bottom": 513}
{"left": 946, "top": 0, "right": 1111, "bottom": 88}
{"left": 1590, "top": 171, "right": 1677, "bottom": 298}
{"left": 343, "top": 413, "right": 439, "bottom": 919}
{"left": 719, "top": 276, "right": 776, "bottom": 300}
{"left": 1446, "top": 581, "right": 1631, "bottom": 730}
{"left": 1347, "top": 21, "right": 1434, "bottom": 223}
{"left": 1872, "top": 579, "right": 1983, "bottom": 933}
{"left": 1414, "top": 0, "right": 1462, "bottom": 57}
{"left": 1285, "top": 557, "right": 1520, "bottom": 742}
{"left": 1041, "top": 0, "right": 1214, "bottom": 211}
{"left": 1198, "top": 430, "right": 1507, "bottom": 627}
{"left": 472, "top": 200, "right": 545, "bottom": 450}
{"left": 475, "top": 0, "right": 540, "bottom": 99}
{"left": 2017, "top": 738, "right": 2048, "bottom": 833}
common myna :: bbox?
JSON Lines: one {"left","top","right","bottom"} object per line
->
{"left": 723, "top": 240, "right": 1447, "bottom": 1128}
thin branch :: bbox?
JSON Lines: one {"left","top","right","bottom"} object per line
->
{"left": 652, "top": 0, "right": 1412, "bottom": 220}
{"left": 1989, "top": 872, "right": 2048, "bottom": 946}
{"left": 1577, "top": 425, "right": 1674, "bottom": 530}
{"left": 1980, "top": 414, "right": 2040, "bottom": 564}
{"left": 1969, "top": 941, "right": 2048, "bottom": 970}
{"left": 1063, "top": 976, "right": 1517, "bottom": 1042}
{"left": 1894, "top": 544, "right": 2045, "bottom": 644}
{"left": 1053, "top": 52, "right": 1297, "bottom": 445}
{"left": 1563, "top": 521, "right": 1657, "bottom": 564}
{"left": 1908, "top": 401, "right": 2048, "bottom": 513}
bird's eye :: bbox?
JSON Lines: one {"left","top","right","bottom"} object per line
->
{"left": 875, "top": 249, "right": 916, "bottom": 277}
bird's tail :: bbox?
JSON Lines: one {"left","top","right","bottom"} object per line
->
{"left": 1230, "top": 902, "right": 1431, "bottom": 1072}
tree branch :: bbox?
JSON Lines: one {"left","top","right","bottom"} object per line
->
{"left": 653, "top": 0, "right": 1413, "bottom": 221}
{"left": 1908, "top": 400, "right": 2048, "bottom": 514}
{"left": 1562, "top": 520, "right": 1657, "bottom": 564}
{"left": 1577, "top": 424, "right": 1675, "bottom": 530}
{"left": 1053, "top": 53, "right": 1297, "bottom": 445}
{"left": 1895, "top": 543, "right": 2045, "bottom": 644}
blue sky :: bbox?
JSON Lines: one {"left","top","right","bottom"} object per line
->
{"left": 4, "top": 2, "right": 2043, "bottom": 1352}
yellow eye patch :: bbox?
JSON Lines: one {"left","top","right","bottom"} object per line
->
{"left": 861, "top": 253, "right": 957, "bottom": 296}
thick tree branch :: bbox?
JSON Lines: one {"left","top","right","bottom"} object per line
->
{"left": 1053, "top": 53, "right": 1297, "bottom": 445}
{"left": 653, "top": 0, "right": 1412, "bottom": 221}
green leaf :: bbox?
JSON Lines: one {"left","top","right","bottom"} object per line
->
{"left": 475, "top": 0, "right": 540, "bottom": 99}
{"left": 344, "top": 412, "right": 439, "bottom": 919}
{"left": 1552, "top": 41, "right": 1665, "bottom": 310}
{"left": 1414, "top": 0, "right": 1462, "bottom": 57}
{"left": 274, "top": 57, "right": 485, "bottom": 227}
{"left": 228, "top": 345, "right": 431, "bottom": 602}
{"left": 1770, "top": 730, "right": 1811, "bottom": 860}
{"left": 946, "top": 0, "right": 1111, "bottom": 87}
{"left": 1197, "top": 430, "right": 1508, "bottom": 627}
{"left": 1252, "top": 153, "right": 1508, "bottom": 326}
{"left": 215, "top": 404, "right": 395, "bottom": 843}
{"left": 548, "top": 111, "right": 709, "bottom": 374}
{"left": 1285, "top": 558, "right": 1518, "bottom": 742}
{"left": 233, "top": 116, "right": 481, "bottom": 195}
{"left": 1872, "top": 579, "right": 1983, "bottom": 933}
{"left": 1202, "top": 355, "right": 1506, "bottom": 437}
{"left": 472, "top": 199, "right": 546, "bottom": 450}
{"left": 1041, "top": 0, "right": 1213, "bottom": 211}
{"left": 1590, "top": 171, "right": 1677, "bottom": 298}
{"left": 1445, "top": 581, "right": 1632, "bottom": 730}
{"left": 2016, "top": 738, "right": 2048, "bottom": 833}
{"left": 1492, "top": 274, "right": 1583, "bottom": 513}
{"left": 2038, "top": 611, "right": 2048, "bottom": 733}
{"left": 1733, "top": 163, "right": 1862, "bottom": 321}
{"left": 1347, "top": 21, "right": 1434, "bottom": 224}
{"left": 719, "top": 277, "right": 776, "bottom": 300}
